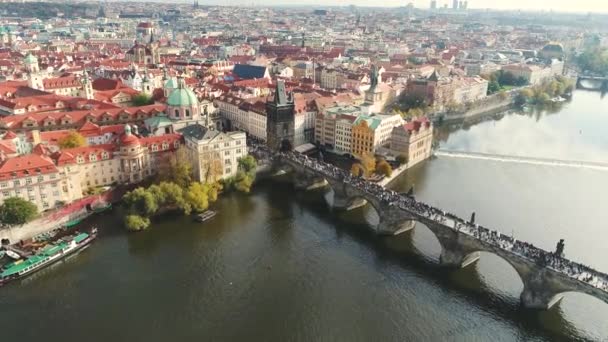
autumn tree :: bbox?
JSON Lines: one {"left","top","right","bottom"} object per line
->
{"left": 158, "top": 147, "right": 192, "bottom": 188}
{"left": 359, "top": 153, "right": 376, "bottom": 177}
{"left": 350, "top": 163, "right": 364, "bottom": 177}
{"left": 376, "top": 160, "right": 393, "bottom": 177}
{"left": 58, "top": 131, "right": 87, "bottom": 149}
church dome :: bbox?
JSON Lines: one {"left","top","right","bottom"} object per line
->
{"left": 164, "top": 77, "right": 177, "bottom": 90}
{"left": 120, "top": 124, "right": 140, "bottom": 146}
{"left": 24, "top": 53, "right": 38, "bottom": 65}
{"left": 167, "top": 86, "right": 198, "bottom": 107}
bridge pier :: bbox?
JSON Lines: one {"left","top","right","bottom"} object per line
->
{"left": 376, "top": 206, "right": 416, "bottom": 236}
{"left": 520, "top": 269, "right": 564, "bottom": 310}
{"left": 294, "top": 175, "right": 328, "bottom": 191}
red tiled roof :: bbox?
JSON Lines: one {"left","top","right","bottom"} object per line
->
{"left": 0, "top": 103, "right": 166, "bottom": 130}
{"left": 0, "top": 154, "right": 58, "bottom": 180}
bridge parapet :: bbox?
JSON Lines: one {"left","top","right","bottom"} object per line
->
{"left": 258, "top": 144, "right": 608, "bottom": 309}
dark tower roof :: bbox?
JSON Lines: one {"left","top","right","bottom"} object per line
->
{"left": 273, "top": 80, "right": 292, "bottom": 105}
{"left": 428, "top": 70, "right": 440, "bottom": 82}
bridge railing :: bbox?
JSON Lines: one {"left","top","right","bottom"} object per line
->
{"left": 250, "top": 142, "right": 608, "bottom": 293}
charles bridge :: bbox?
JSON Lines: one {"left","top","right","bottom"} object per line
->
{"left": 253, "top": 145, "right": 608, "bottom": 310}
{"left": 576, "top": 75, "right": 608, "bottom": 91}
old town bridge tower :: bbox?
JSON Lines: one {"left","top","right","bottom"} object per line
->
{"left": 266, "top": 80, "right": 295, "bottom": 151}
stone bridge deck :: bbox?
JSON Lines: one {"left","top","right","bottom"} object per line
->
{"left": 274, "top": 153, "right": 608, "bottom": 310}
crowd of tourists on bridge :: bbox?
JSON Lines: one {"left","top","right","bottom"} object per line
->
{"left": 249, "top": 141, "right": 608, "bottom": 293}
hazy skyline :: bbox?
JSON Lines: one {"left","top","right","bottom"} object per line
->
{"left": 184, "top": 0, "right": 608, "bottom": 13}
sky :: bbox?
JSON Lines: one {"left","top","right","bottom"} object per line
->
{"left": 195, "top": 0, "right": 608, "bottom": 13}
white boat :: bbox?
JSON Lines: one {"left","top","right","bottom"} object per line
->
{"left": 195, "top": 210, "right": 217, "bottom": 223}
{"left": 5, "top": 250, "right": 20, "bottom": 260}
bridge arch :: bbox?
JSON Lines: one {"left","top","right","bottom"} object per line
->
{"left": 461, "top": 250, "right": 525, "bottom": 300}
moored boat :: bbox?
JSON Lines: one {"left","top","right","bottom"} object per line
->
{"left": 0, "top": 228, "right": 97, "bottom": 286}
{"left": 195, "top": 210, "right": 217, "bottom": 223}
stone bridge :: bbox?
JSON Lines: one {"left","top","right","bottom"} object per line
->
{"left": 273, "top": 155, "right": 608, "bottom": 310}
{"left": 576, "top": 76, "right": 608, "bottom": 91}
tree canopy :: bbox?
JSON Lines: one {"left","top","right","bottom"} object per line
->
{"left": 157, "top": 148, "right": 192, "bottom": 188}
{"left": 0, "top": 197, "right": 38, "bottom": 227}
{"left": 132, "top": 93, "right": 153, "bottom": 107}
{"left": 58, "top": 131, "right": 87, "bottom": 149}
{"left": 376, "top": 160, "right": 393, "bottom": 177}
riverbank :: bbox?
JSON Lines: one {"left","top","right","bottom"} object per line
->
{"left": 0, "top": 191, "right": 115, "bottom": 244}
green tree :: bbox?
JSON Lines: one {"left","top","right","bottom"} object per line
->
{"left": 123, "top": 187, "right": 159, "bottom": 217}
{"left": 376, "top": 160, "right": 393, "bottom": 177}
{"left": 487, "top": 80, "right": 501, "bottom": 94}
{"left": 396, "top": 154, "right": 408, "bottom": 166}
{"left": 238, "top": 155, "right": 257, "bottom": 175}
{"left": 132, "top": 93, "right": 152, "bottom": 106}
{"left": 124, "top": 215, "right": 150, "bottom": 231}
{"left": 58, "top": 131, "right": 87, "bottom": 149}
{"left": 234, "top": 171, "right": 254, "bottom": 193}
{"left": 184, "top": 182, "right": 210, "bottom": 213}
{"left": 0, "top": 197, "right": 38, "bottom": 227}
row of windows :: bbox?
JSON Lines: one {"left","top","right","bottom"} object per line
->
{"left": 1, "top": 174, "right": 58, "bottom": 188}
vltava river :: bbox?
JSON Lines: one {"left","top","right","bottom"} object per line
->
{"left": 0, "top": 90, "right": 607, "bottom": 341}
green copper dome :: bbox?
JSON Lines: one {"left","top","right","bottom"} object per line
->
{"left": 167, "top": 87, "right": 198, "bottom": 107}
{"left": 24, "top": 53, "right": 38, "bottom": 65}
{"left": 164, "top": 77, "right": 177, "bottom": 89}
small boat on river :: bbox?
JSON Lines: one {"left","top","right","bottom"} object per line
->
{"left": 195, "top": 210, "right": 217, "bottom": 223}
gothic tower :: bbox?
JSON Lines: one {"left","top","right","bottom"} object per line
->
{"left": 266, "top": 80, "right": 295, "bottom": 151}
{"left": 80, "top": 69, "right": 94, "bottom": 100}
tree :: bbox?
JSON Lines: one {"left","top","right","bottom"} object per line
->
{"left": 351, "top": 163, "right": 364, "bottom": 177}
{"left": 122, "top": 187, "right": 158, "bottom": 217}
{"left": 396, "top": 154, "right": 408, "bottom": 166}
{"left": 234, "top": 170, "right": 254, "bottom": 193}
{"left": 124, "top": 215, "right": 150, "bottom": 232}
{"left": 184, "top": 182, "right": 210, "bottom": 213}
{"left": 0, "top": 197, "right": 38, "bottom": 227}
{"left": 132, "top": 93, "right": 152, "bottom": 106}
{"left": 238, "top": 155, "right": 257, "bottom": 175}
{"left": 487, "top": 80, "right": 501, "bottom": 94}
{"left": 158, "top": 148, "right": 192, "bottom": 188}
{"left": 359, "top": 153, "right": 376, "bottom": 177}
{"left": 376, "top": 160, "right": 393, "bottom": 177}
{"left": 58, "top": 131, "right": 87, "bottom": 149}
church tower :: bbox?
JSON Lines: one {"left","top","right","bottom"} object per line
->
{"left": 141, "top": 68, "right": 152, "bottom": 96}
{"left": 266, "top": 80, "right": 295, "bottom": 151}
{"left": 24, "top": 54, "right": 43, "bottom": 90}
{"left": 80, "top": 69, "right": 94, "bottom": 100}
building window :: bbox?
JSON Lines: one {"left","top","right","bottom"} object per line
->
{"left": 185, "top": 109, "right": 190, "bottom": 117}
{"left": 2, "top": 191, "right": 9, "bottom": 197}
{"left": 162, "top": 142, "right": 169, "bottom": 150}
{"left": 225, "top": 168, "right": 231, "bottom": 174}
{"left": 0, "top": 182, "right": 6, "bottom": 188}
{"left": 102, "top": 152, "right": 109, "bottom": 160}
{"left": 174, "top": 109, "right": 179, "bottom": 118}
{"left": 13, "top": 180, "right": 20, "bottom": 187}
{"left": 225, "top": 159, "right": 231, "bottom": 165}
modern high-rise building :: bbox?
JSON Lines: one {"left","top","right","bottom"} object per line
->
{"left": 452, "top": 0, "right": 459, "bottom": 9}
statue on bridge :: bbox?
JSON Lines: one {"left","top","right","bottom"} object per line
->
{"left": 555, "top": 239, "right": 565, "bottom": 257}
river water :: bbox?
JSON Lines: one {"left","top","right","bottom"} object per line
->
{"left": 1, "top": 90, "right": 607, "bottom": 341}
